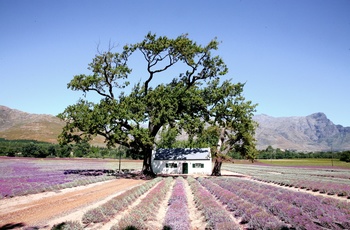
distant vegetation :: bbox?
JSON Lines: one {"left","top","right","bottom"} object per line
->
{"left": 0, "top": 138, "right": 132, "bottom": 159}
{"left": 1, "top": 138, "right": 349, "bottom": 163}
{"left": 256, "top": 146, "right": 350, "bottom": 163}
{"left": 257, "top": 145, "right": 347, "bottom": 160}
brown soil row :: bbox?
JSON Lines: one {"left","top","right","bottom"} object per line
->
{"left": 0, "top": 179, "right": 144, "bottom": 229}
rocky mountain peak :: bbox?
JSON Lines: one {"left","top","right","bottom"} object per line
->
{"left": 307, "top": 112, "right": 328, "bottom": 119}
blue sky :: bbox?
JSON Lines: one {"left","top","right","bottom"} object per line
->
{"left": 1, "top": 0, "right": 350, "bottom": 126}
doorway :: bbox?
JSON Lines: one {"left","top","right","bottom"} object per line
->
{"left": 182, "top": 163, "right": 188, "bottom": 174}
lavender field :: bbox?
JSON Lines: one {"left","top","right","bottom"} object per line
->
{"left": 55, "top": 175, "right": 350, "bottom": 229}
{"left": 0, "top": 157, "right": 142, "bottom": 198}
{"left": 1, "top": 157, "right": 350, "bottom": 229}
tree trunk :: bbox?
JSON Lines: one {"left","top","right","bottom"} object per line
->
{"left": 211, "top": 127, "right": 225, "bottom": 176}
{"left": 211, "top": 156, "right": 222, "bottom": 176}
{"left": 142, "top": 146, "right": 156, "bottom": 177}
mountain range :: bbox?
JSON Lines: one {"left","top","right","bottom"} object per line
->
{"left": 0, "top": 105, "right": 64, "bottom": 143}
{"left": 0, "top": 105, "right": 105, "bottom": 145}
{"left": 254, "top": 113, "right": 350, "bottom": 151}
{"left": 1, "top": 105, "right": 349, "bottom": 152}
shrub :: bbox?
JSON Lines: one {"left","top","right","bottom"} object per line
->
{"left": 51, "top": 221, "right": 84, "bottom": 230}
{"left": 340, "top": 151, "right": 350, "bottom": 162}
{"left": 82, "top": 207, "right": 106, "bottom": 224}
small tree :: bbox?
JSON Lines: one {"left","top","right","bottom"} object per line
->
{"left": 58, "top": 33, "right": 256, "bottom": 176}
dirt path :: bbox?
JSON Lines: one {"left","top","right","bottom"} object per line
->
{"left": 184, "top": 179, "right": 207, "bottom": 229}
{"left": 0, "top": 179, "right": 145, "bottom": 229}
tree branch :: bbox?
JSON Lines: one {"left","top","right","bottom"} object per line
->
{"left": 102, "top": 55, "right": 115, "bottom": 99}
{"left": 184, "top": 52, "right": 208, "bottom": 89}
{"left": 85, "top": 87, "right": 112, "bottom": 99}
{"left": 142, "top": 49, "right": 176, "bottom": 96}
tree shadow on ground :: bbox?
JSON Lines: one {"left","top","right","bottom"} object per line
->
{"left": 114, "top": 170, "right": 155, "bottom": 180}
{"left": 0, "top": 223, "right": 25, "bottom": 230}
{"left": 63, "top": 168, "right": 155, "bottom": 180}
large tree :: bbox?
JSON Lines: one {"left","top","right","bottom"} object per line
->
{"left": 206, "top": 80, "right": 258, "bottom": 176}
{"left": 58, "top": 33, "right": 256, "bottom": 176}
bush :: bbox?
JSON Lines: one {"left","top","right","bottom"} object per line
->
{"left": 340, "top": 151, "right": 350, "bottom": 162}
{"left": 51, "top": 221, "right": 84, "bottom": 230}
{"left": 82, "top": 208, "right": 106, "bottom": 224}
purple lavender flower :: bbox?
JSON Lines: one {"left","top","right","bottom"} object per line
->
{"left": 164, "top": 177, "right": 190, "bottom": 230}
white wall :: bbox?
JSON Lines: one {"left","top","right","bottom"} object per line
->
{"left": 152, "top": 160, "right": 212, "bottom": 175}
{"left": 189, "top": 161, "right": 212, "bottom": 174}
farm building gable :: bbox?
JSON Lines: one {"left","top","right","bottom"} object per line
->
{"left": 152, "top": 148, "right": 212, "bottom": 175}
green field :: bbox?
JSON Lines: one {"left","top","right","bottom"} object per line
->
{"left": 258, "top": 158, "right": 350, "bottom": 168}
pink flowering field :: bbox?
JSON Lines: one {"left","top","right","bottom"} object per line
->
{"left": 0, "top": 157, "right": 142, "bottom": 198}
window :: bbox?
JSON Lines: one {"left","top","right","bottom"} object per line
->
{"left": 192, "top": 163, "right": 204, "bottom": 168}
{"left": 166, "top": 163, "right": 178, "bottom": 168}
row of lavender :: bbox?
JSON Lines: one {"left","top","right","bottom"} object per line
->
{"left": 197, "top": 177, "right": 286, "bottom": 229}
{"left": 187, "top": 176, "right": 241, "bottom": 230}
{"left": 82, "top": 177, "right": 240, "bottom": 230}
{"left": 163, "top": 177, "right": 191, "bottom": 229}
{"left": 92, "top": 176, "right": 242, "bottom": 230}
{"left": 253, "top": 175, "right": 350, "bottom": 197}
{"left": 78, "top": 177, "right": 191, "bottom": 230}
{"left": 55, "top": 176, "right": 240, "bottom": 230}
{"left": 112, "top": 177, "right": 173, "bottom": 229}
{"left": 223, "top": 164, "right": 350, "bottom": 198}
{"left": 204, "top": 177, "right": 350, "bottom": 229}
{"left": 51, "top": 177, "right": 166, "bottom": 229}
{"left": 81, "top": 177, "right": 163, "bottom": 225}
{"left": 51, "top": 174, "right": 350, "bottom": 229}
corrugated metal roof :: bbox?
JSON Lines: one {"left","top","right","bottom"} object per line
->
{"left": 154, "top": 148, "right": 211, "bottom": 160}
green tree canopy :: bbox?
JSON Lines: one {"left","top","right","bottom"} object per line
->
{"left": 58, "top": 33, "right": 257, "bottom": 176}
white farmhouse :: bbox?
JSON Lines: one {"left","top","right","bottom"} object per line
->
{"left": 152, "top": 148, "right": 212, "bottom": 175}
